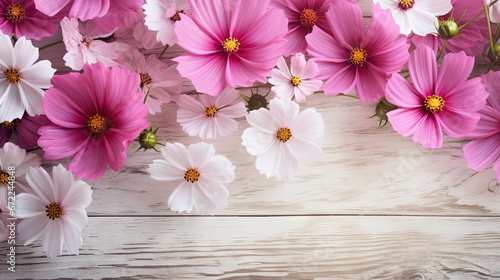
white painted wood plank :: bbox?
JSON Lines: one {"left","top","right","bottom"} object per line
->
{"left": 3, "top": 216, "right": 500, "bottom": 279}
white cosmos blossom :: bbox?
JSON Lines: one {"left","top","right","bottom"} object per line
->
{"left": 268, "top": 54, "right": 322, "bottom": 102}
{"left": 147, "top": 142, "right": 235, "bottom": 214}
{"left": 143, "top": 0, "right": 190, "bottom": 46}
{"left": 241, "top": 98, "right": 324, "bottom": 181}
{"left": 16, "top": 165, "right": 92, "bottom": 259}
{"left": 0, "top": 32, "right": 55, "bottom": 122}
{"left": 0, "top": 143, "right": 40, "bottom": 193}
{"left": 374, "top": 0, "right": 452, "bottom": 36}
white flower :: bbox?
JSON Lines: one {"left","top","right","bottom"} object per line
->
{"left": 0, "top": 186, "right": 9, "bottom": 242}
{"left": 143, "top": 0, "right": 190, "bottom": 46}
{"left": 268, "top": 54, "right": 322, "bottom": 102}
{"left": 241, "top": 98, "right": 324, "bottom": 181}
{"left": 374, "top": 0, "right": 452, "bottom": 36}
{"left": 486, "top": 0, "right": 500, "bottom": 23}
{"left": 0, "top": 142, "right": 40, "bottom": 193}
{"left": 177, "top": 87, "right": 247, "bottom": 139}
{"left": 16, "top": 165, "right": 92, "bottom": 259}
{"left": 0, "top": 32, "right": 55, "bottom": 122}
{"left": 147, "top": 142, "right": 235, "bottom": 214}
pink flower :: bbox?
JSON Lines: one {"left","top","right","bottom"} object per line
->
{"left": 0, "top": 113, "right": 50, "bottom": 150}
{"left": 386, "top": 45, "right": 488, "bottom": 148}
{"left": 38, "top": 62, "right": 149, "bottom": 180}
{"left": 269, "top": 0, "right": 355, "bottom": 56}
{"left": 173, "top": 0, "right": 288, "bottom": 96}
{"left": 143, "top": 0, "right": 190, "bottom": 46}
{"left": 33, "top": 0, "right": 110, "bottom": 21}
{"left": 177, "top": 87, "right": 247, "bottom": 139}
{"left": 91, "top": 0, "right": 143, "bottom": 34}
{"left": 306, "top": 2, "right": 409, "bottom": 102}
{"left": 0, "top": 186, "right": 9, "bottom": 242}
{"left": 463, "top": 71, "right": 500, "bottom": 181}
{"left": 0, "top": 0, "right": 60, "bottom": 40}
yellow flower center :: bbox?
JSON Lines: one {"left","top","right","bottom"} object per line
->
{"left": 82, "top": 39, "right": 90, "bottom": 48}
{"left": 4, "top": 69, "right": 20, "bottom": 84}
{"left": 300, "top": 8, "right": 319, "bottom": 28}
{"left": 1, "top": 119, "right": 19, "bottom": 130}
{"left": 0, "top": 171, "right": 9, "bottom": 185}
{"left": 184, "top": 168, "right": 200, "bottom": 183}
{"left": 45, "top": 203, "right": 63, "bottom": 220}
{"left": 6, "top": 3, "right": 25, "bottom": 23}
{"left": 170, "top": 9, "right": 184, "bottom": 21}
{"left": 399, "top": 0, "right": 415, "bottom": 10}
{"left": 87, "top": 113, "right": 107, "bottom": 133}
{"left": 424, "top": 95, "right": 444, "bottom": 113}
{"left": 291, "top": 76, "right": 301, "bottom": 86}
{"left": 205, "top": 106, "right": 218, "bottom": 117}
{"left": 350, "top": 47, "right": 367, "bottom": 67}
{"left": 276, "top": 127, "right": 292, "bottom": 143}
{"left": 140, "top": 72, "right": 152, "bottom": 88}
{"left": 222, "top": 38, "right": 240, "bottom": 53}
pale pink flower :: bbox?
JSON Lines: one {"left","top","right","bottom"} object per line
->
{"left": 133, "top": 14, "right": 163, "bottom": 50}
{"left": 374, "top": 0, "right": 452, "bottom": 36}
{"left": 0, "top": 32, "right": 55, "bottom": 122}
{"left": 0, "top": 186, "right": 9, "bottom": 242}
{"left": 486, "top": 0, "right": 500, "bottom": 23}
{"left": 143, "top": 0, "right": 190, "bottom": 46}
{"left": 241, "top": 98, "right": 324, "bottom": 181}
{"left": 92, "top": 0, "right": 143, "bottom": 34}
{"left": 386, "top": 45, "right": 488, "bottom": 148}
{"left": 147, "top": 142, "right": 235, "bottom": 214}
{"left": 306, "top": 2, "right": 409, "bottom": 102}
{"left": 173, "top": 0, "right": 288, "bottom": 96}
{"left": 0, "top": 142, "right": 40, "bottom": 193}
{"left": 16, "top": 165, "right": 92, "bottom": 259}
{"left": 268, "top": 53, "right": 322, "bottom": 102}
{"left": 177, "top": 87, "right": 247, "bottom": 139}
{"left": 33, "top": 0, "right": 110, "bottom": 21}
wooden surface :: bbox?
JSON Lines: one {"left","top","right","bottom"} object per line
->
{"left": 3, "top": 0, "right": 500, "bottom": 279}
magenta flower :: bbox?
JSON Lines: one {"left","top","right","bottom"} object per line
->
{"left": 270, "top": 0, "right": 356, "bottom": 56}
{"left": 306, "top": 2, "right": 409, "bottom": 102}
{"left": 0, "top": 113, "right": 50, "bottom": 149}
{"left": 0, "top": 0, "right": 61, "bottom": 40}
{"left": 33, "top": 0, "right": 109, "bottom": 21}
{"left": 463, "top": 71, "right": 500, "bottom": 181}
{"left": 38, "top": 62, "right": 149, "bottom": 180}
{"left": 386, "top": 45, "right": 488, "bottom": 148}
{"left": 173, "top": 0, "right": 288, "bottom": 96}
{"left": 92, "top": 0, "right": 143, "bottom": 34}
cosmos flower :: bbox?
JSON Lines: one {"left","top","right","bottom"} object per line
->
{"left": 0, "top": 142, "right": 40, "bottom": 193}
{"left": 38, "top": 62, "right": 149, "bottom": 180}
{"left": 143, "top": 0, "right": 190, "bottom": 46}
{"left": 16, "top": 165, "right": 92, "bottom": 259}
{"left": 386, "top": 45, "right": 488, "bottom": 148}
{"left": 0, "top": 186, "right": 9, "bottom": 242}
{"left": 486, "top": 0, "right": 500, "bottom": 23}
{"left": 177, "top": 87, "right": 247, "bottom": 139}
{"left": 33, "top": 0, "right": 110, "bottom": 21}
{"left": 0, "top": 113, "right": 50, "bottom": 149}
{"left": 374, "top": 0, "right": 452, "bottom": 36}
{"left": 241, "top": 98, "right": 324, "bottom": 181}
{"left": 147, "top": 142, "right": 235, "bottom": 214}
{"left": 91, "top": 0, "right": 143, "bottom": 34}
{"left": 306, "top": 1, "right": 409, "bottom": 102}
{"left": 173, "top": 0, "right": 288, "bottom": 96}
{"left": 0, "top": 31, "right": 55, "bottom": 122}
{"left": 268, "top": 53, "right": 322, "bottom": 102}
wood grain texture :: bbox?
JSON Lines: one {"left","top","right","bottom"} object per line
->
{"left": 3, "top": 217, "right": 500, "bottom": 279}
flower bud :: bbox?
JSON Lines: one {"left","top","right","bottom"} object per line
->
{"left": 438, "top": 20, "right": 459, "bottom": 39}
{"left": 374, "top": 97, "right": 398, "bottom": 128}
{"left": 488, "top": 44, "right": 500, "bottom": 62}
{"left": 247, "top": 93, "right": 268, "bottom": 111}
{"left": 135, "top": 122, "right": 162, "bottom": 152}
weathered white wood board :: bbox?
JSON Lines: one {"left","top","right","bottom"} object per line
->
{"left": 3, "top": 217, "right": 500, "bottom": 279}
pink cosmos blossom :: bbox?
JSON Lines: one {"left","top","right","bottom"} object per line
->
{"left": 173, "top": 0, "right": 288, "bottom": 96}
{"left": 269, "top": 0, "right": 355, "bottom": 56}
{"left": 0, "top": 0, "right": 60, "bottom": 40}
{"left": 33, "top": 0, "right": 109, "bottom": 21}
{"left": 463, "top": 71, "right": 500, "bottom": 181}
{"left": 386, "top": 45, "right": 488, "bottom": 148}
{"left": 143, "top": 0, "right": 190, "bottom": 46}
{"left": 177, "top": 87, "right": 247, "bottom": 139}
{"left": 92, "top": 0, "right": 143, "bottom": 34}
{"left": 0, "top": 142, "right": 40, "bottom": 193}
{"left": 0, "top": 113, "right": 50, "bottom": 149}
{"left": 306, "top": 2, "right": 409, "bottom": 102}
{"left": 38, "top": 62, "right": 149, "bottom": 180}
{"left": 411, "top": 0, "right": 488, "bottom": 56}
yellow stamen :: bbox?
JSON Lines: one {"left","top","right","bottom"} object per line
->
{"left": 4, "top": 69, "right": 20, "bottom": 84}
{"left": 399, "top": 0, "right": 414, "bottom": 10}
{"left": 1, "top": 119, "right": 19, "bottom": 130}
{"left": 82, "top": 39, "right": 90, "bottom": 48}
{"left": 300, "top": 8, "right": 319, "bottom": 28}
{"left": 170, "top": 9, "right": 184, "bottom": 21}
{"left": 205, "top": 106, "right": 218, "bottom": 117}
{"left": 291, "top": 76, "right": 301, "bottom": 86}
{"left": 424, "top": 95, "right": 444, "bottom": 113}
{"left": 276, "top": 127, "right": 292, "bottom": 143}
{"left": 45, "top": 203, "right": 63, "bottom": 220}
{"left": 184, "top": 168, "right": 200, "bottom": 183}
{"left": 6, "top": 3, "right": 25, "bottom": 23}
{"left": 0, "top": 172, "right": 9, "bottom": 185}
{"left": 140, "top": 72, "right": 152, "bottom": 88}
{"left": 222, "top": 38, "right": 240, "bottom": 53}
{"left": 87, "top": 113, "right": 107, "bottom": 133}
{"left": 350, "top": 47, "right": 368, "bottom": 67}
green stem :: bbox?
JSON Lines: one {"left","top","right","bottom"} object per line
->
{"left": 337, "top": 93, "right": 358, "bottom": 99}
{"left": 486, "top": 4, "right": 497, "bottom": 58}
{"left": 143, "top": 87, "right": 151, "bottom": 103}
{"left": 436, "top": 39, "right": 448, "bottom": 61}
{"left": 458, "top": 0, "right": 499, "bottom": 31}
{"left": 235, "top": 84, "right": 273, "bottom": 90}
{"left": 26, "top": 146, "right": 42, "bottom": 152}
{"left": 39, "top": 40, "right": 64, "bottom": 50}
{"left": 158, "top": 44, "right": 169, "bottom": 59}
